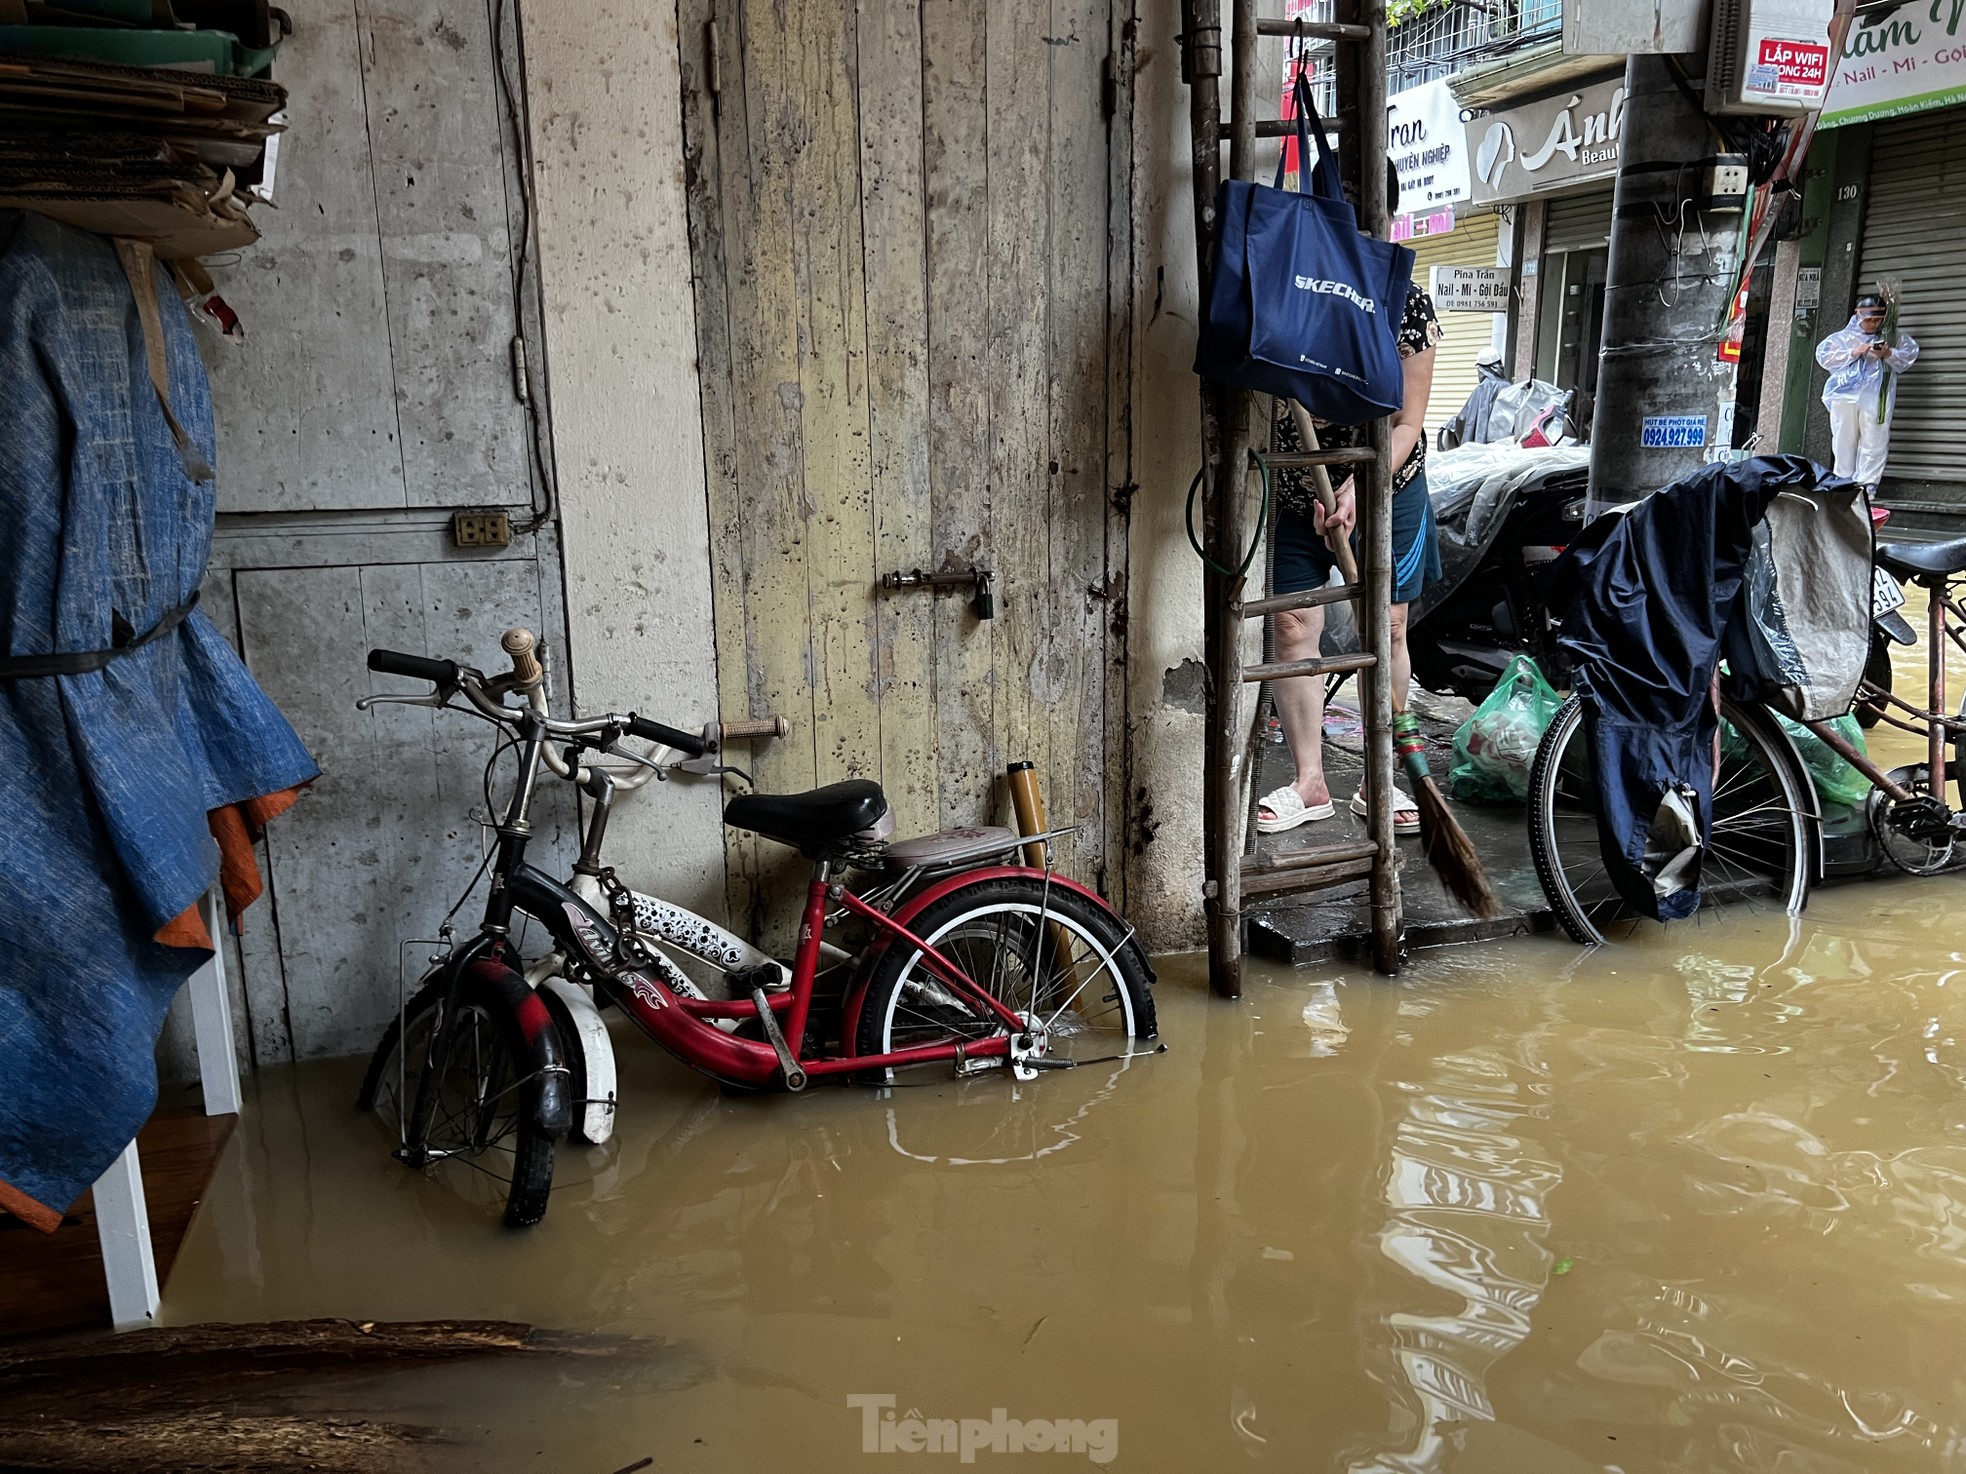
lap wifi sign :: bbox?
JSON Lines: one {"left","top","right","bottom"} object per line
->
{"left": 1708, "top": 0, "right": 1834, "bottom": 116}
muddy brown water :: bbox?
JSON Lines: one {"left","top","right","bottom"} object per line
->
{"left": 154, "top": 876, "right": 1966, "bottom": 1472}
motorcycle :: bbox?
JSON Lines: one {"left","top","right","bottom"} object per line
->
{"left": 1402, "top": 450, "right": 1909, "bottom": 720}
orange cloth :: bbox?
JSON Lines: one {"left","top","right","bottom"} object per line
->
{"left": 152, "top": 787, "right": 304, "bottom": 950}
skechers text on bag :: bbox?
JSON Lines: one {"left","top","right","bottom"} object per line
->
{"left": 1194, "top": 69, "right": 1414, "bottom": 425}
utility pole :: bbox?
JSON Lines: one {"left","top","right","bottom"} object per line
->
{"left": 1589, "top": 53, "right": 1738, "bottom": 513}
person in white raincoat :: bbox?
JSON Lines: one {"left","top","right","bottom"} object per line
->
{"left": 1815, "top": 291, "right": 1918, "bottom": 488}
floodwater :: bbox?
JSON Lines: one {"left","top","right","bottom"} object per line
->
{"left": 159, "top": 877, "right": 1966, "bottom": 1472}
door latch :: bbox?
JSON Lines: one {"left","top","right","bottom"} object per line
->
{"left": 879, "top": 565, "right": 995, "bottom": 620}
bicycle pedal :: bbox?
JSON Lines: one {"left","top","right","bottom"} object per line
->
{"left": 729, "top": 961, "right": 785, "bottom": 994}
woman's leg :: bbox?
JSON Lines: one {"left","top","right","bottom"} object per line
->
{"left": 1271, "top": 606, "right": 1331, "bottom": 811}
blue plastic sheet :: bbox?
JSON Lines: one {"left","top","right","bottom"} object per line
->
{"left": 0, "top": 213, "right": 317, "bottom": 1226}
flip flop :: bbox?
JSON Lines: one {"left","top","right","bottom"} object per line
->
{"left": 1256, "top": 785, "right": 1336, "bottom": 834}
{"left": 1351, "top": 786, "right": 1421, "bottom": 837}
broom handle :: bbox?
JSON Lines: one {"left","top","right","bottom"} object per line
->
{"left": 1287, "top": 399, "right": 1363, "bottom": 594}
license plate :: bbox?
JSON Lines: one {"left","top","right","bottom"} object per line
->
{"left": 1874, "top": 566, "right": 1907, "bottom": 617}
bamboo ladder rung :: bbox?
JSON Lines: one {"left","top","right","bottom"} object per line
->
{"left": 1236, "top": 583, "right": 1361, "bottom": 619}
{"left": 1253, "top": 16, "right": 1371, "bottom": 37}
{"left": 1253, "top": 116, "right": 1348, "bottom": 138}
{"left": 1239, "top": 854, "right": 1379, "bottom": 899}
{"left": 1242, "top": 651, "right": 1375, "bottom": 683}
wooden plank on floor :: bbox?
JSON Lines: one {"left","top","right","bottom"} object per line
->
{"left": 0, "top": 1109, "right": 235, "bottom": 1342}
{"left": 857, "top": 0, "right": 939, "bottom": 842}
{"left": 923, "top": 0, "right": 996, "bottom": 830}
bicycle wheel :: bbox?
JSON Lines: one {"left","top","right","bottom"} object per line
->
{"left": 357, "top": 971, "right": 556, "bottom": 1227}
{"left": 854, "top": 876, "right": 1157, "bottom": 1068}
{"left": 1528, "top": 693, "right": 1814, "bottom": 946}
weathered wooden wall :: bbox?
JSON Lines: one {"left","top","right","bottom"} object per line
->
{"left": 161, "top": 0, "right": 569, "bottom": 1072}
{"left": 677, "top": 0, "right": 1136, "bottom": 940}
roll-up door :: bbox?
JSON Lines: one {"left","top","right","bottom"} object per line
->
{"left": 1543, "top": 186, "right": 1614, "bottom": 253}
{"left": 1858, "top": 109, "right": 1966, "bottom": 491}
{"left": 1409, "top": 210, "right": 1502, "bottom": 430}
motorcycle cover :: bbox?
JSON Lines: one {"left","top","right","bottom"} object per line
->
{"left": 1727, "top": 472, "right": 1873, "bottom": 721}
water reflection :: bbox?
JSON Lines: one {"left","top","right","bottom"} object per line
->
{"left": 1346, "top": 1049, "right": 1560, "bottom": 1472}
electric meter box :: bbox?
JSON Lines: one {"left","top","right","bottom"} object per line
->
{"left": 1707, "top": 0, "right": 1836, "bottom": 116}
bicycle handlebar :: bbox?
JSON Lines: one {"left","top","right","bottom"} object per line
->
{"left": 501, "top": 626, "right": 543, "bottom": 686}
{"left": 627, "top": 714, "right": 709, "bottom": 757}
{"left": 364, "top": 636, "right": 707, "bottom": 772}
{"left": 368, "top": 648, "right": 460, "bottom": 686}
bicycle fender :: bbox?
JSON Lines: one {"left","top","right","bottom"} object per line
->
{"left": 538, "top": 976, "right": 618, "bottom": 1145}
{"left": 467, "top": 958, "right": 573, "bottom": 1137}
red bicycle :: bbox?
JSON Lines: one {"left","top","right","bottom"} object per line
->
{"left": 357, "top": 631, "right": 1158, "bottom": 1224}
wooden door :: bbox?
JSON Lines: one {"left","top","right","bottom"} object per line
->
{"left": 678, "top": 0, "right": 1133, "bottom": 941}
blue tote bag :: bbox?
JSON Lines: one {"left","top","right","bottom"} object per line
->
{"left": 1194, "top": 71, "right": 1414, "bottom": 425}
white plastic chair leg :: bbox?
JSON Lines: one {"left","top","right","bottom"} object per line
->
{"left": 92, "top": 1141, "right": 159, "bottom": 1330}
{"left": 187, "top": 889, "right": 241, "bottom": 1116}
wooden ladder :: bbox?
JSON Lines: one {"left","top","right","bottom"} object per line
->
{"left": 1181, "top": 0, "right": 1400, "bottom": 998}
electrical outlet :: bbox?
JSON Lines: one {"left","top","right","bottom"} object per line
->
{"left": 1706, "top": 157, "right": 1750, "bottom": 212}
{"left": 452, "top": 511, "right": 513, "bottom": 549}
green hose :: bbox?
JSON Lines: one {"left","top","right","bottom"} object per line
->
{"left": 1185, "top": 450, "right": 1272, "bottom": 581}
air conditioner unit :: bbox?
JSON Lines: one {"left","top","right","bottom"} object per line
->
{"left": 1707, "top": 0, "right": 1835, "bottom": 116}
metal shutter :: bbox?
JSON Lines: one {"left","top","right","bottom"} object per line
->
{"left": 1542, "top": 186, "right": 1614, "bottom": 252}
{"left": 1410, "top": 210, "right": 1503, "bottom": 430}
{"left": 1857, "top": 110, "right": 1966, "bottom": 488}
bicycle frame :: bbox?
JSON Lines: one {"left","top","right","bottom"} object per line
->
{"left": 549, "top": 860, "right": 1115, "bottom": 1088}
{"left": 1813, "top": 571, "right": 1966, "bottom": 811}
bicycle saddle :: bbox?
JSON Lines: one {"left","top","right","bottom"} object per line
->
{"left": 1877, "top": 536, "right": 1966, "bottom": 580}
{"left": 724, "top": 779, "right": 892, "bottom": 854}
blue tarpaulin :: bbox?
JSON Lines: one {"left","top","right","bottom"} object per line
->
{"left": 0, "top": 212, "right": 317, "bottom": 1228}
{"left": 1550, "top": 458, "right": 1822, "bottom": 920}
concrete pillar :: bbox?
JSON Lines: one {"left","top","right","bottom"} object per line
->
{"left": 1512, "top": 201, "right": 1545, "bottom": 382}
{"left": 1590, "top": 53, "right": 1738, "bottom": 511}
{"left": 519, "top": 0, "right": 727, "bottom": 916}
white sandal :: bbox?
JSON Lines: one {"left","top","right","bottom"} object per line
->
{"left": 1256, "top": 785, "right": 1337, "bottom": 834}
{"left": 1351, "top": 786, "right": 1421, "bottom": 836}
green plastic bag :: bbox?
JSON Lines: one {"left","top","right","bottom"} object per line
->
{"left": 1777, "top": 712, "right": 1873, "bottom": 808}
{"left": 1717, "top": 710, "right": 1872, "bottom": 807}
{"left": 1450, "top": 654, "right": 1562, "bottom": 803}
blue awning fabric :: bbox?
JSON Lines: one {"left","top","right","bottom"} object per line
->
{"left": 0, "top": 212, "right": 318, "bottom": 1230}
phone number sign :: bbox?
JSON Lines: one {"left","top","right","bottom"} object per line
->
{"left": 1429, "top": 263, "right": 1509, "bottom": 312}
{"left": 1640, "top": 414, "right": 1709, "bottom": 449}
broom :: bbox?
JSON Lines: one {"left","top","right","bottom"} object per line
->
{"left": 1288, "top": 399, "right": 1501, "bottom": 919}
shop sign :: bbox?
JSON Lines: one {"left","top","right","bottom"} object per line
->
{"left": 1392, "top": 206, "right": 1455, "bottom": 242}
{"left": 1468, "top": 76, "right": 1626, "bottom": 205}
{"left": 1388, "top": 79, "right": 1471, "bottom": 210}
{"left": 1821, "top": 4, "right": 1966, "bottom": 128}
{"left": 1430, "top": 264, "right": 1510, "bottom": 312}
{"left": 1641, "top": 414, "right": 1709, "bottom": 449}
